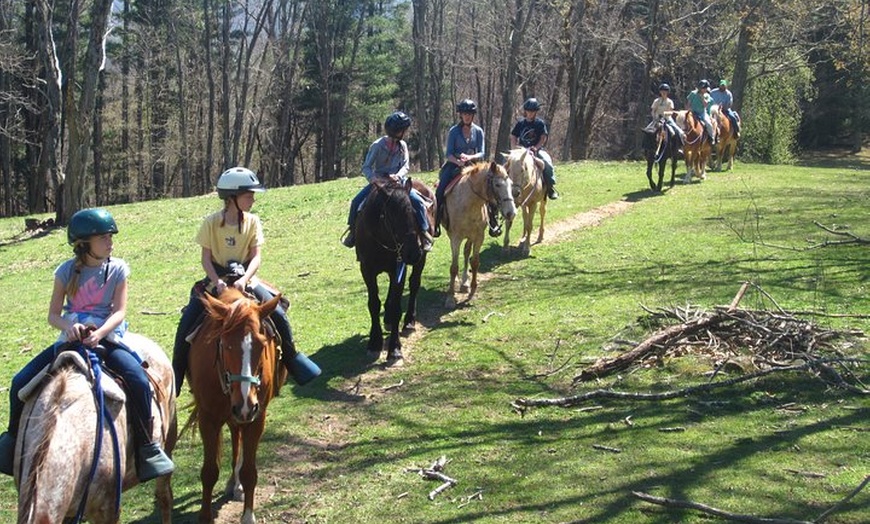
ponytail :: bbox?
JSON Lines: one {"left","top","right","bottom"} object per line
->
{"left": 66, "top": 241, "right": 90, "bottom": 298}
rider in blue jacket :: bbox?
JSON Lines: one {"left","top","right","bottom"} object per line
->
{"left": 511, "top": 98, "right": 558, "bottom": 200}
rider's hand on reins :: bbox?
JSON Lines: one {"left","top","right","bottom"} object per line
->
{"left": 232, "top": 278, "right": 248, "bottom": 292}
{"left": 214, "top": 279, "right": 228, "bottom": 295}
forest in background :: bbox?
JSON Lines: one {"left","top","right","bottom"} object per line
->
{"left": 0, "top": 0, "right": 867, "bottom": 221}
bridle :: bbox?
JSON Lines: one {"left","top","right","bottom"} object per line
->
{"left": 213, "top": 301, "right": 264, "bottom": 396}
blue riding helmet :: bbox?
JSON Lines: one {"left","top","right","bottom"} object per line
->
{"left": 68, "top": 208, "right": 118, "bottom": 244}
{"left": 522, "top": 98, "right": 541, "bottom": 111}
{"left": 384, "top": 111, "right": 412, "bottom": 136}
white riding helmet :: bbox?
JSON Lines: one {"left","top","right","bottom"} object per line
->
{"left": 216, "top": 167, "right": 265, "bottom": 199}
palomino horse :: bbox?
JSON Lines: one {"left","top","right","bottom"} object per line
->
{"left": 503, "top": 148, "right": 546, "bottom": 256}
{"left": 442, "top": 161, "right": 517, "bottom": 308}
{"left": 354, "top": 177, "right": 435, "bottom": 363}
{"left": 675, "top": 110, "right": 712, "bottom": 183}
{"left": 711, "top": 104, "right": 738, "bottom": 171}
{"left": 189, "top": 288, "right": 287, "bottom": 524}
{"left": 642, "top": 117, "right": 680, "bottom": 192}
{"left": 15, "top": 333, "right": 176, "bottom": 523}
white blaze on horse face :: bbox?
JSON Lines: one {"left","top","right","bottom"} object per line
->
{"left": 239, "top": 332, "right": 256, "bottom": 417}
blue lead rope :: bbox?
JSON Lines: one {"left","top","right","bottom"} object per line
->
{"left": 72, "top": 346, "right": 122, "bottom": 524}
{"left": 396, "top": 260, "right": 406, "bottom": 284}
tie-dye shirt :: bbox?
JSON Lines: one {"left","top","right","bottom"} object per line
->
{"left": 54, "top": 257, "right": 130, "bottom": 340}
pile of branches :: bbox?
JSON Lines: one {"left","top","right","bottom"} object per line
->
{"left": 513, "top": 283, "right": 868, "bottom": 413}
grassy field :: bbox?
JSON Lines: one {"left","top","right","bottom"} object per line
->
{"left": 0, "top": 157, "right": 867, "bottom": 523}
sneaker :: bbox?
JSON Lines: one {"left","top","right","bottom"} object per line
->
{"left": 341, "top": 233, "right": 355, "bottom": 248}
{"left": 547, "top": 187, "right": 559, "bottom": 200}
{"left": 137, "top": 442, "right": 175, "bottom": 482}
{"left": 421, "top": 231, "right": 434, "bottom": 252}
{"left": 0, "top": 432, "right": 15, "bottom": 476}
{"left": 488, "top": 225, "right": 502, "bottom": 237}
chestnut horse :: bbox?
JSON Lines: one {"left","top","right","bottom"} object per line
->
{"left": 642, "top": 117, "right": 680, "bottom": 192}
{"left": 442, "top": 161, "right": 517, "bottom": 308}
{"left": 503, "top": 148, "right": 546, "bottom": 256}
{"left": 15, "top": 334, "right": 176, "bottom": 523}
{"left": 189, "top": 288, "right": 287, "bottom": 524}
{"left": 675, "top": 110, "right": 712, "bottom": 183}
{"left": 711, "top": 105, "right": 738, "bottom": 171}
{"left": 354, "top": 177, "right": 435, "bottom": 363}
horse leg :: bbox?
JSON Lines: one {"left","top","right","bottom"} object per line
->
{"left": 197, "top": 419, "right": 222, "bottom": 523}
{"left": 445, "top": 239, "right": 460, "bottom": 308}
{"left": 536, "top": 199, "right": 546, "bottom": 244}
{"left": 669, "top": 153, "right": 677, "bottom": 187}
{"left": 467, "top": 240, "right": 482, "bottom": 300}
{"left": 460, "top": 239, "right": 472, "bottom": 293}
{"left": 239, "top": 421, "right": 265, "bottom": 524}
{"left": 224, "top": 424, "right": 244, "bottom": 501}
{"left": 521, "top": 205, "right": 533, "bottom": 256}
{"left": 502, "top": 216, "right": 513, "bottom": 252}
{"left": 682, "top": 150, "right": 693, "bottom": 184}
{"left": 646, "top": 159, "right": 657, "bottom": 191}
{"left": 362, "top": 269, "right": 383, "bottom": 356}
{"left": 384, "top": 276, "right": 404, "bottom": 363}
{"left": 402, "top": 256, "right": 425, "bottom": 333}
{"left": 656, "top": 158, "right": 666, "bottom": 192}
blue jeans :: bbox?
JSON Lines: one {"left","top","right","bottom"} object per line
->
{"left": 348, "top": 180, "right": 429, "bottom": 233}
{"left": 7, "top": 341, "right": 154, "bottom": 445}
{"left": 535, "top": 149, "right": 556, "bottom": 188}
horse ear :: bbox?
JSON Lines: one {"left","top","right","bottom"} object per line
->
{"left": 201, "top": 292, "right": 231, "bottom": 319}
{"left": 404, "top": 177, "right": 413, "bottom": 191}
{"left": 489, "top": 161, "right": 499, "bottom": 173}
{"left": 258, "top": 294, "right": 282, "bottom": 319}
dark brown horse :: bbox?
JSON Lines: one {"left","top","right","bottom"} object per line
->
{"left": 354, "top": 177, "right": 435, "bottom": 363}
{"left": 188, "top": 288, "right": 286, "bottom": 523}
{"left": 643, "top": 117, "right": 680, "bottom": 192}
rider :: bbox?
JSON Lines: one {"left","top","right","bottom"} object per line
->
{"left": 342, "top": 111, "right": 433, "bottom": 250}
{"left": 687, "top": 79, "right": 717, "bottom": 145}
{"left": 646, "top": 83, "right": 686, "bottom": 149}
{"left": 710, "top": 79, "right": 741, "bottom": 138}
{"left": 0, "top": 208, "right": 174, "bottom": 481}
{"left": 434, "top": 99, "right": 486, "bottom": 237}
{"left": 172, "top": 167, "right": 319, "bottom": 397}
{"left": 511, "top": 97, "right": 558, "bottom": 200}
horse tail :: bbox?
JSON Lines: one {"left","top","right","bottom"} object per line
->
{"left": 18, "top": 371, "right": 69, "bottom": 523}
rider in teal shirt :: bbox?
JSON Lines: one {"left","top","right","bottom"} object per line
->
{"left": 686, "top": 79, "right": 716, "bottom": 144}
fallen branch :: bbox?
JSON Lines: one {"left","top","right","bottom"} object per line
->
{"left": 632, "top": 491, "right": 813, "bottom": 523}
{"left": 405, "top": 456, "right": 458, "bottom": 500}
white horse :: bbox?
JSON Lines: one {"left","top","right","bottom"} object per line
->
{"left": 503, "top": 148, "right": 547, "bottom": 256}
{"left": 443, "top": 161, "right": 517, "bottom": 308}
{"left": 14, "top": 333, "right": 176, "bottom": 523}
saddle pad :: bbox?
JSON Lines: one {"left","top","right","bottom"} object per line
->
{"left": 18, "top": 351, "right": 125, "bottom": 403}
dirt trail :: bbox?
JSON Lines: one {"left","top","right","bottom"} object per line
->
{"left": 203, "top": 198, "right": 636, "bottom": 523}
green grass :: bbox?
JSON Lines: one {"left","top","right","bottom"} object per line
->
{"left": 0, "top": 159, "right": 867, "bottom": 523}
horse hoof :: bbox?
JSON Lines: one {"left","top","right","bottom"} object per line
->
{"left": 386, "top": 356, "right": 404, "bottom": 367}
{"left": 401, "top": 321, "right": 417, "bottom": 335}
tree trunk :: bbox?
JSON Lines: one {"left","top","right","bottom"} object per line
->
{"left": 495, "top": 0, "right": 538, "bottom": 161}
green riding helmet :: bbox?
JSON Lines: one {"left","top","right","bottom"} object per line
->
{"left": 67, "top": 208, "right": 119, "bottom": 244}
{"left": 217, "top": 167, "right": 266, "bottom": 200}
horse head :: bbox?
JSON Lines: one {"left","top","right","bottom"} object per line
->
{"left": 201, "top": 288, "right": 281, "bottom": 424}
{"left": 487, "top": 162, "right": 517, "bottom": 222}
{"left": 366, "top": 177, "right": 423, "bottom": 266}
{"left": 505, "top": 149, "right": 544, "bottom": 199}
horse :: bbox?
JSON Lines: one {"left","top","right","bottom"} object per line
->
{"left": 710, "top": 104, "right": 738, "bottom": 171}
{"left": 503, "top": 148, "right": 546, "bottom": 256}
{"left": 188, "top": 287, "right": 287, "bottom": 524}
{"left": 675, "top": 110, "right": 712, "bottom": 183}
{"left": 442, "top": 161, "right": 517, "bottom": 308}
{"left": 354, "top": 176, "right": 435, "bottom": 363}
{"left": 642, "top": 117, "right": 680, "bottom": 192}
{"left": 15, "top": 333, "right": 176, "bottom": 523}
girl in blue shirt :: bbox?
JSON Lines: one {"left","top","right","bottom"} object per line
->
{"left": 434, "top": 99, "right": 485, "bottom": 236}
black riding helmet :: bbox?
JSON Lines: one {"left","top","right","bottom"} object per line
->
{"left": 67, "top": 208, "right": 118, "bottom": 245}
{"left": 522, "top": 98, "right": 541, "bottom": 111}
{"left": 384, "top": 111, "right": 412, "bottom": 137}
{"left": 658, "top": 83, "right": 671, "bottom": 92}
{"left": 456, "top": 99, "right": 477, "bottom": 114}
{"left": 697, "top": 79, "right": 710, "bottom": 89}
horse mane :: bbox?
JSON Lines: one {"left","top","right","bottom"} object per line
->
{"left": 459, "top": 161, "right": 490, "bottom": 179}
{"left": 201, "top": 289, "right": 262, "bottom": 346}
{"left": 18, "top": 368, "right": 71, "bottom": 521}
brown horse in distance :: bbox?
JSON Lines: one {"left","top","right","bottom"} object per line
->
{"left": 188, "top": 288, "right": 286, "bottom": 523}
{"left": 711, "top": 105, "right": 738, "bottom": 171}
{"left": 675, "top": 110, "right": 712, "bottom": 183}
